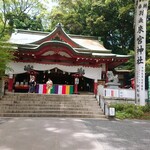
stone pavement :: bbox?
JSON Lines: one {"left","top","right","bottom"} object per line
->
{"left": 0, "top": 118, "right": 150, "bottom": 150}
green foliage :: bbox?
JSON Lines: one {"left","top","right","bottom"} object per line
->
{"left": 0, "top": 0, "right": 49, "bottom": 32}
{"left": 110, "top": 103, "right": 148, "bottom": 120}
{"left": 49, "top": 0, "right": 150, "bottom": 73}
{"left": 0, "top": 41, "right": 15, "bottom": 77}
{"left": 133, "top": 109, "right": 144, "bottom": 118}
{"left": 50, "top": 0, "right": 135, "bottom": 55}
{"left": 0, "top": 18, "right": 15, "bottom": 78}
{"left": 146, "top": 43, "right": 150, "bottom": 74}
{"left": 110, "top": 103, "right": 125, "bottom": 111}
{"left": 0, "top": 0, "right": 47, "bottom": 78}
{"left": 116, "top": 111, "right": 133, "bottom": 119}
{"left": 142, "top": 105, "right": 150, "bottom": 112}
{"left": 0, "top": 0, "right": 149, "bottom": 74}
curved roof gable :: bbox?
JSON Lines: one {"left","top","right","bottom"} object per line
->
{"left": 32, "top": 23, "right": 82, "bottom": 48}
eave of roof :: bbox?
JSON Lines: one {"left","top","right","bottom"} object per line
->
{"left": 92, "top": 53, "right": 116, "bottom": 57}
{"left": 115, "top": 69, "right": 132, "bottom": 73}
{"left": 9, "top": 29, "right": 47, "bottom": 44}
{"left": 92, "top": 53, "right": 131, "bottom": 58}
{"left": 17, "top": 41, "right": 93, "bottom": 56}
{"left": 75, "top": 48, "right": 111, "bottom": 53}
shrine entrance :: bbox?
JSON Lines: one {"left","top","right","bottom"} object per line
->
{"left": 14, "top": 68, "right": 94, "bottom": 93}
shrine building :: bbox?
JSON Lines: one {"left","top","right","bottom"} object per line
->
{"left": 6, "top": 23, "right": 130, "bottom": 94}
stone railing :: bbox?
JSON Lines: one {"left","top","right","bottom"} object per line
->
{"left": 96, "top": 85, "right": 148, "bottom": 117}
{"left": 96, "top": 94, "right": 115, "bottom": 118}
{"left": 103, "top": 88, "right": 148, "bottom": 100}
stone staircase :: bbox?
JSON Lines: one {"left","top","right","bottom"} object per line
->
{"left": 0, "top": 93, "right": 106, "bottom": 119}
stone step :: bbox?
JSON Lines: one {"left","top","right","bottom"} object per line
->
{"left": 1, "top": 97, "right": 96, "bottom": 101}
{"left": 0, "top": 101, "right": 98, "bottom": 107}
{"left": 4, "top": 91, "right": 92, "bottom": 97}
{"left": 0, "top": 109, "right": 103, "bottom": 114}
{"left": 3, "top": 94, "right": 95, "bottom": 99}
{"left": 1, "top": 99, "right": 95, "bottom": 102}
{"left": 0, "top": 106, "right": 100, "bottom": 110}
{"left": 0, "top": 93, "right": 105, "bottom": 118}
{"left": 0, "top": 102, "right": 99, "bottom": 107}
{"left": 0, "top": 113, "right": 106, "bottom": 118}
{"left": 0, "top": 105, "right": 101, "bottom": 109}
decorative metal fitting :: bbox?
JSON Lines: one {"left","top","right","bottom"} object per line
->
{"left": 24, "top": 65, "right": 33, "bottom": 71}
{"left": 77, "top": 67, "right": 85, "bottom": 75}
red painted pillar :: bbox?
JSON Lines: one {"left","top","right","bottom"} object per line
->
{"left": 74, "top": 84, "right": 78, "bottom": 94}
{"left": 131, "top": 78, "right": 135, "bottom": 89}
{"left": 94, "top": 79, "right": 98, "bottom": 95}
{"left": 8, "top": 74, "right": 14, "bottom": 92}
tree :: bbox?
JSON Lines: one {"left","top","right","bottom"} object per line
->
{"left": 50, "top": 0, "right": 84, "bottom": 34}
{"left": 0, "top": 0, "right": 49, "bottom": 33}
{"left": 50, "top": 0, "right": 135, "bottom": 54}
{"left": 0, "top": 42, "right": 15, "bottom": 77}
{"left": 0, "top": 0, "right": 49, "bottom": 78}
{"left": 50, "top": 0, "right": 150, "bottom": 74}
{"left": 0, "top": 20, "right": 14, "bottom": 78}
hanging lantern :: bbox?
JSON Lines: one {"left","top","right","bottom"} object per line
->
{"left": 55, "top": 68, "right": 57, "bottom": 72}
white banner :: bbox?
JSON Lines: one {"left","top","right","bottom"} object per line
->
{"left": 6, "top": 62, "right": 102, "bottom": 80}
{"left": 135, "top": 0, "right": 149, "bottom": 105}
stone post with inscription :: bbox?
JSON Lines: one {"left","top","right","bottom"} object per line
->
{"left": 135, "top": 0, "right": 149, "bottom": 106}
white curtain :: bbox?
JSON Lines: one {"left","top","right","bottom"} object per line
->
{"left": 6, "top": 62, "right": 102, "bottom": 80}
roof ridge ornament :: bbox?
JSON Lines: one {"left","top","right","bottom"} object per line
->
{"left": 14, "top": 29, "right": 18, "bottom": 35}
{"left": 56, "top": 23, "right": 63, "bottom": 28}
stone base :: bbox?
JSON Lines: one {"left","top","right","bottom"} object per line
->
{"left": 105, "top": 82, "right": 120, "bottom": 89}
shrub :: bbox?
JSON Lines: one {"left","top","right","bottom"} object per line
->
{"left": 116, "top": 112, "right": 133, "bottom": 120}
{"left": 142, "top": 105, "right": 150, "bottom": 112}
{"left": 124, "top": 103, "right": 136, "bottom": 110}
{"left": 126, "top": 107, "right": 135, "bottom": 114}
{"left": 133, "top": 109, "right": 144, "bottom": 118}
{"left": 110, "top": 103, "right": 125, "bottom": 111}
{"left": 110, "top": 103, "right": 144, "bottom": 119}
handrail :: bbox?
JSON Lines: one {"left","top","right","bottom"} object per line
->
{"left": 96, "top": 85, "right": 116, "bottom": 117}
{"left": 96, "top": 94, "right": 115, "bottom": 117}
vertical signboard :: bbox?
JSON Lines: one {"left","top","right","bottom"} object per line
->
{"left": 135, "top": 0, "right": 149, "bottom": 105}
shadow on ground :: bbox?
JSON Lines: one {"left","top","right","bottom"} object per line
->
{"left": 0, "top": 118, "right": 150, "bottom": 150}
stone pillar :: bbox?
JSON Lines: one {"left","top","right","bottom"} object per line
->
{"left": 94, "top": 79, "right": 98, "bottom": 95}
{"left": 105, "top": 64, "right": 108, "bottom": 83}
{"left": 0, "top": 78, "right": 5, "bottom": 96}
{"left": 8, "top": 74, "right": 14, "bottom": 92}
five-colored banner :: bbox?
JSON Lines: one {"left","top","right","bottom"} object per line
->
{"left": 36, "top": 84, "right": 74, "bottom": 94}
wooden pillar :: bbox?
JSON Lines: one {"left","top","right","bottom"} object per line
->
{"left": 74, "top": 83, "right": 78, "bottom": 94}
{"left": 8, "top": 74, "right": 14, "bottom": 92}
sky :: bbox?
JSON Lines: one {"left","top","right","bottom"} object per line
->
{"left": 43, "top": 0, "right": 58, "bottom": 11}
